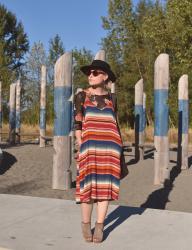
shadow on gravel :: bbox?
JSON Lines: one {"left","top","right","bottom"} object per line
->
{"left": 0, "top": 151, "right": 17, "bottom": 174}
{"left": 188, "top": 155, "right": 192, "bottom": 169}
{"left": 144, "top": 148, "right": 155, "bottom": 160}
{"left": 0, "top": 180, "right": 41, "bottom": 194}
{"left": 0, "top": 141, "right": 49, "bottom": 150}
{"left": 101, "top": 206, "right": 145, "bottom": 241}
{"left": 127, "top": 147, "right": 155, "bottom": 165}
{"left": 140, "top": 164, "right": 181, "bottom": 209}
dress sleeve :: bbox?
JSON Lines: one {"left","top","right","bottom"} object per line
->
{"left": 73, "top": 91, "right": 85, "bottom": 130}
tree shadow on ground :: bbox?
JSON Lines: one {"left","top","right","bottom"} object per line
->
{"left": 0, "top": 151, "right": 17, "bottom": 174}
{"left": 188, "top": 155, "right": 192, "bottom": 168}
{"left": 0, "top": 180, "right": 41, "bottom": 194}
{"left": 127, "top": 146, "right": 155, "bottom": 165}
{"left": 144, "top": 148, "right": 155, "bottom": 160}
{"left": 0, "top": 141, "right": 52, "bottom": 150}
{"left": 100, "top": 206, "right": 145, "bottom": 241}
{"left": 140, "top": 164, "right": 181, "bottom": 209}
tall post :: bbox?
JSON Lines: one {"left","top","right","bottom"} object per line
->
{"left": 9, "top": 83, "right": 16, "bottom": 145}
{"left": 142, "top": 92, "right": 146, "bottom": 153}
{"left": 94, "top": 50, "right": 106, "bottom": 61}
{"left": 143, "top": 92, "right": 146, "bottom": 134}
{"left": 154, "top": 54, "right": 170, "bottom": 185}
{"left": 0, "top": 81, "right": 2, "bottom": 142}
{"left": 40, "top": 65, "right": 46, "bottom": 147}
{"left": 94, "top": 50, "right": 116, "bottom": 92}
{"left": 111, "top": 82, "right": 115, "bottom": 94}
{"left": 16, "top": 79, "right": 21, "bottom": 143}
{"left": 178, "top": 75, "right": 189, "bottom": 170}
{"left": 52, "top": 52, "right": 72, "bottom": 190}
{"left": 135, "top": 79, "right": 144, "bottom": 160}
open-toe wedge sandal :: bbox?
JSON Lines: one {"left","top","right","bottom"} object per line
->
{"left": 93, "top": 222, "right": 104, "bottom": 243}
{"left": 81, "top": 222, "right": 92, "bottom": 242}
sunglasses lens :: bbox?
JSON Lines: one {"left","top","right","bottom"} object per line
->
{"left": 92, "top": 70, "right": 99, "bottom": 76}
{"left": 86, "top": 70, "right": 104, "bottom": 77}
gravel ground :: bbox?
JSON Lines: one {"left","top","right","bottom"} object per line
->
{"left": 0, "top": 143, "right": 192, "bottom": 213}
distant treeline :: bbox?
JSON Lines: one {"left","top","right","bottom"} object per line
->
{"left": 1, "top": 0, "right": 192, "bottom": 128}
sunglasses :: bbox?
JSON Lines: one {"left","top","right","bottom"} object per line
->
{"left": 86, "top": 69, "right": 106, "bottom": 77}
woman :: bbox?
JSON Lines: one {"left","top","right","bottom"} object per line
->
{"left": 74, "top": 60, "right": 122, "bottom": 243}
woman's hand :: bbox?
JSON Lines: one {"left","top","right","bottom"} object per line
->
{"left": 75, "top": 130, "right": 82, "bottom": 168}
{"left": 76, "top": 139, "right": 82, "bottom": 151}
{"left": 75, "top": 139, "right": 82, "bottom": 162}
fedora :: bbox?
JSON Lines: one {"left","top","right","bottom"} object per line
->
{"left": 80, "top": 60, "right": 116, "bottom": 82}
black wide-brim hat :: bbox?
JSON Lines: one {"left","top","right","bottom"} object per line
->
{"left": 80, "top": 60, "right": 116, "bottom": 82}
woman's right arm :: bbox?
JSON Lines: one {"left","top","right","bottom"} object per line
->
{"left": 75, "top": 130, "right": 82, "bottom": 148}
{"left": 73, "top": 91, "right": 85, "bottom": 148}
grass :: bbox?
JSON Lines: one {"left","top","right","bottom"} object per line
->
{"left": 1, "top": 123, "right": 53, "bottom": 142}
{"left": 121, "top": 126, "right": 192, "bottom": 145}
{"left": 1, "top": 124, "right": 192, "bottom": 145}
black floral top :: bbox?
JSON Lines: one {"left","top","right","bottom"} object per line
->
{"left": 73, "top": 90, "right": 117, "bottom": 130}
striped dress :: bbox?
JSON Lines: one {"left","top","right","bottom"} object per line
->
{"left": 75, "top": 90, "right": 122, "bottom": 204}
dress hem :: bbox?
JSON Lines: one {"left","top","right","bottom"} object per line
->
{"left": 75, "top": 197, "right": 119, "bottom": 204}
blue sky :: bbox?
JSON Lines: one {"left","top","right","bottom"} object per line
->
{"left": 0, "top": 0, "right": 140, "bottom": 54}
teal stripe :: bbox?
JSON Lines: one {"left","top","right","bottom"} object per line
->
{"left": 80, "top": 174, "right": 120, "bottom": 189}
{"left": 16, "top": 111, "right": 20, "bottom": 129}
{"left": 154, "top": 89, "right": 169, "bottom": 136}
{"left": 40, "top": 108, "right": 46, "bottom": 129}
{"left": 9, "top": 109, "right": 16, "bottom": 129}
{"left": 54, "top": 86, "right": 72, "bottom": 136}
{"left": 178, "top": 100, "right": 188, "bottom": 134}
{"left": 135, "top": 105, "right": 144, "bottom": 132}
{"left": 80, "top": 140, "right": 122, "bottom": 154}
{"left": 0, "top": 111, "right": 2, "bottom": 127}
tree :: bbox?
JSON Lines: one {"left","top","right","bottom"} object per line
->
{"left": 101, "top": 0, "right": 181, "bottom": 127}
{"left": 101, "top": 0, "right": 139, "bottom": 127}
{"left": 0, "top": 4, "right": 29, "bottom": 85}
{"left": 72, "top": 47, "right": 93, "bottom": 92}
{"left": 22, "top": 42, "right": 47, "bottom": 124}
{"left": 0, "top": 4, "right": 29, "bottom": 122}
{"left": 48, "top": 34, "right": 65, "bottom": 83}
{"left": 166, "top": 0, "right": 192, "bottom": 125}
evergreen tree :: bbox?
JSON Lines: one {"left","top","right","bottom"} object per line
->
{"left": 101, "top": 0, "right": 192, "bottom": 127}
{"left": 0, "top": 4, "right": 29, "bottom": 71}
{"left": 0, "top": 4, "right": 29, "bottom": 122}
{"left": 48, "top": 34, "right": 65, "bottom": 83}
{"left": 72, "top": 47, "right": 93, "bottom": 91}
{"left": 101, "top": 0, "right": 139, "bottom": 127}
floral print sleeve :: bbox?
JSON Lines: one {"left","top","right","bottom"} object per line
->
{"left": 73, "top": 91, "right": 85, "bottom": 131}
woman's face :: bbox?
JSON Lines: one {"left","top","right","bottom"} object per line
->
{"left": 87, "top": 69, "right": 108, "bottom": 86}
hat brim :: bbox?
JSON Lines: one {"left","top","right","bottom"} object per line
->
{"left": 80, "top": 65, "right": 116, "bottom": 82}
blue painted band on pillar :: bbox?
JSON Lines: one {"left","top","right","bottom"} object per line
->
{"left": 16, "top": 111, "right": 20, "bottom": 129}
{"left": 9, "top": 110, "right": 16, "bottom": 130}
{"left": 179, "top": 99, "right": 188, "bottom": 134}
{"left": 40, "top": 108, "right": 46, "bottom": 130}
{"left": 55, "top": 85, "right": 72, "bottom": 99}
{"left": 71, "top": 107, "right": 75, "bottom": 131}
{"left": 54, "top": 86, "right": 72, "bottom": 136}
{"left": 154, "top": 89, "right": 169, "bottom": 136}
{"left": 143, "top": 108, "right": 146, "bottom": 131}
{"left": 0, "top": 111, "right": 2, "bottom": 127}
{"left": 135, "top": 105, "right": 144, "bottom": 132}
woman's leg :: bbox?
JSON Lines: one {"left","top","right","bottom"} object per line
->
{"left": 81, "top": 200, "right": 94, "bottom": 223}
{"left": 81, "top": 200, "right": 94, "bottom": 242}
{"left": 96, "top": 200, "right": 109, "bottom": 223}
{"left": 93, "top": 200, "right": 109, "bottom": 243}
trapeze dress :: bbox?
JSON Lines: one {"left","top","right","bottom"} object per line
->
{"left": 74, "top": 90, "right": 122, "bottom": 204}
